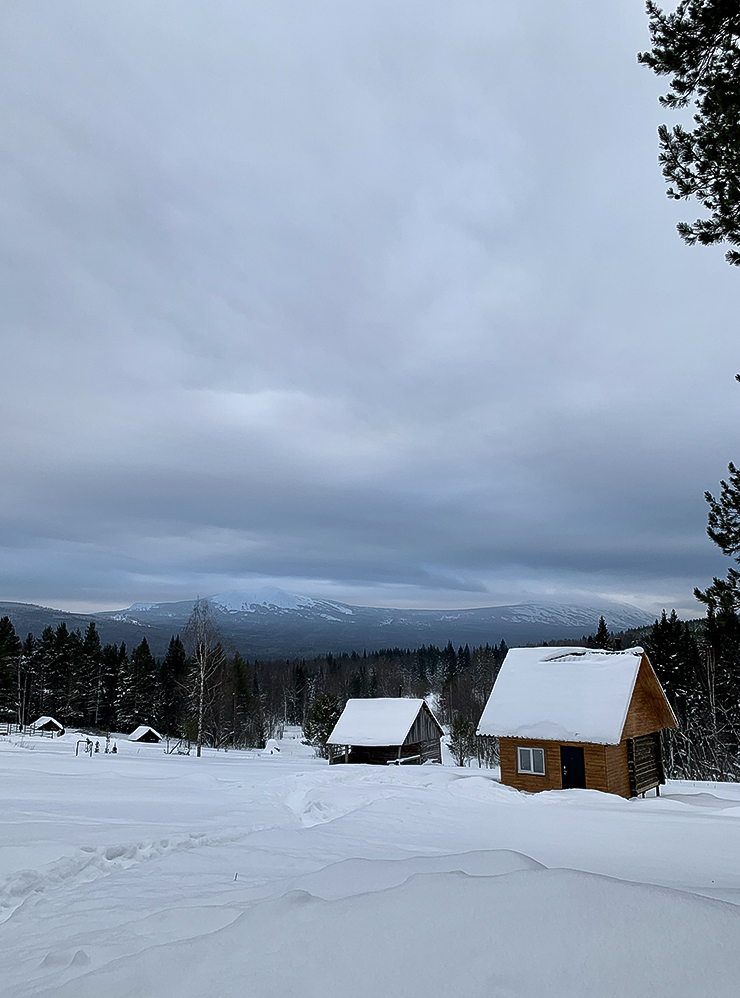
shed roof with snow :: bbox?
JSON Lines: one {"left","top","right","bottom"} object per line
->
{"left": 327, "top": 698, "right": 441, "bottom": 747}
{"left": 31, "top": 716, "right": 64, "bottom": 732}
{"left": 128, "top": 725, "right": 163, "bottom": 743}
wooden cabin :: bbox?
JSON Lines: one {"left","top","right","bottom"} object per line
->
{"left": 31, "top": 716, "right": 65, "bottom": 736}
{"left": 476, "top": 646, "right": 677, "bottom": 798}
{"left": 128, "top": 725, "right": 163, "bottom": 743}
{"left": 327, "top": 698, "right": 443, "bottom": 765}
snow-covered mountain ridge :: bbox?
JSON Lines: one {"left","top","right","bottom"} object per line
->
{"left": 128, "top": 587, "right": 652, "bottom": 629}
{"left": 0, "top": 592, "right": 655, "bottom": 658}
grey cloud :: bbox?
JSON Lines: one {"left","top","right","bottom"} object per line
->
{"left": 1, "top": 1, "right": 737, "bottom": 616}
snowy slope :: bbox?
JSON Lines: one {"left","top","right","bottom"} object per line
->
{"left": 0, "top": 593, "right": 656, "bottom": 657}
{"left": 0, "top": 731, "right": 739, "bottom": 997}
{"left": 89, "top": 593, "right": 656, "bottom": 656}
{"left": 210, "top": 587, "right": 323, "bottom": 612}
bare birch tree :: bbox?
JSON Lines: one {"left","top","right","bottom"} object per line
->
{"left": 184, "top": 598, "right": 223, "bottom": 757}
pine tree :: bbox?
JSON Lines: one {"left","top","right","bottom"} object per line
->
{"left": 116, "top": 638, "right": 157, "bottom": 731}
{"left": 449, "top": 712, "right": 476, "bottom": 767}
{"left": 639, "top": 2, "right": 740, "bottom": 265}
{"left": 39, "top": 624, "right": 72, "bottom": 721}
{"left": 232, "top": 653, "right": 264, "bottom": 747}
{"left": 63, "top": 629, "right": 85, "bottom": 725}
{"left": 17, "top": 633, "right": 36, "bottom": 726}
{"left": 81, "top": 622, "right": 103, "bottom": 727}
{"left": 695, "top": 460, "right": 740, "bottom": 612}
{"left": 439, "top": 641, "right": 459, "bottom": 723}
{"left": 702, "top": 606, "right": 740, "bottom": 735}
{"left": 97, "top": 643, "right": 124, "bottom": 731}
{"left": 458, "top": 644, "right": 472, "bottom": 672}
{"left": 592, "top": 617, "right": 612, "bottom": 650}
{"left": 303, "top": 692, "right": 342, "bottom": 757}
{"left": 158, "top": 636, "right": 188, "bottom": 735}
{"left": 0, "top": 617, "right": 21, "bottom": 722}
{"left": 644, "top": 610, "right": 700, "bottom": 723}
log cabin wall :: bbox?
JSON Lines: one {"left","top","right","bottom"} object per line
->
{"left": 500, "top": 736, "right": 657, "bottom": 798}
{"left": 499, "top": 737, "right": 611, "bottom": 793}
{"left": 499, "top": 737, "right": 560, "bottom": 792}
{"left": 604, "top": 741, "right": 631, "bottom": 798}
{"left": 626, "top": 731, "right": 664, "bottom": 795}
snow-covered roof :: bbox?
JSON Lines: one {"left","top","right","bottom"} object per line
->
{"left": 32, "top": 716, "right": 63, "bottom": 730}
{"left": 327, "top": 698, "right": 436, "bottom": 746}
{"left": 128, "top": 725, "right": 163, "bottom": 742}
{"left": 476, "top": 647, "right": 647, "bottom": 745}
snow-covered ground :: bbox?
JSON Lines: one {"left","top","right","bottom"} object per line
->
{"left": 1, "top": 727, "right": 739, "bottom": 997}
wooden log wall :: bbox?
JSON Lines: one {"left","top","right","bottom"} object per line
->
{"left": 627, "top": 732, "right": 664, "bottom": 795}
{"left": 498, "top": 737, "right": 613, "bottom": 794}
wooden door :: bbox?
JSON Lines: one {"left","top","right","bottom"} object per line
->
{"left": 560, "top": 745, "right": 586, "bottom": 789}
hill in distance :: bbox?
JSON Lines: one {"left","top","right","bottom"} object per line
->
{"left": 0, "top": 587, "right": 656, "bottom": 659}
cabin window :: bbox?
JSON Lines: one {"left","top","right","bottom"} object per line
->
{"left": 518, "top": 746, "right": 545, "bottom": 775}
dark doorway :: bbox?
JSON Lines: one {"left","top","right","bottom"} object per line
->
{"left": 560, "top": 745, "right": 586, "bottom": 789}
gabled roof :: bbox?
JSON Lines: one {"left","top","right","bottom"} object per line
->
{"left": 476, "top": 646, "right": 673, "bottom": 745}
{"left": 32, "top": 716, "right": 64, "bottom": 730}
{"left": 327, "top": 698, "right": 441, "bottom": 747}
{"left": 128, "top": 725, "right": 163, "bottom": 742}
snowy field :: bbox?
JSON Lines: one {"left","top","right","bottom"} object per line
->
{"left": 1, "top": 729, "right": 739, "bottom": 997}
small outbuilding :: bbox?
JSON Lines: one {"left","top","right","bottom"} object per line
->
{"left": 476, "top": 646, "right": 677, "bottom": 798}
{"left": 31, "top": 716, "right": 65, "bottom": 736}
{"left": 327, "top": 698, "right": 443, "bottom": 765}
{"left": 128, "top": 725, "right": 163, "bottom": 743}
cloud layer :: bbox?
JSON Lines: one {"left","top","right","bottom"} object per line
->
{"left": 1, "top": 1, "right": 738, "bottom": 614}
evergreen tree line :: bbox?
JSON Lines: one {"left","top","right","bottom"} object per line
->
{"left": 0, "top": 619, "right": 265, "bottom": 748}
{"left": 0, "top": 614, "right": 508, "bottom": 753}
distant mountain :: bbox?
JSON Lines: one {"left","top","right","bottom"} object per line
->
{"left": 0, "top": 589, "right": 655, "bottom": 658}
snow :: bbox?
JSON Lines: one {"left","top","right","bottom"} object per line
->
{"left": 1, "top": 728, "right": 739, "bottom": 997}
{"left": 327, "top": 698, "right": 439, "bottom": 746}
{"left": 128, "top": 725, "right": 163, "bottom": 742}
{"left": 210, "top": 588, "right": 356, "bottom": 617}
{"left": 211, "top": 587, "right": 316, "bottom": 612}
{"left": 477, "top": 646, "right": 650, "bottom": 744}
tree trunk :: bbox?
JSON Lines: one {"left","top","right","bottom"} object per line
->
{"left": 197, "top": 650, "right": 205, "bottom": 758}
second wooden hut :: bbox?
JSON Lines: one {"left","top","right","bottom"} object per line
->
{"left": 327, "top": 698, "right": 443, "bottom": 765}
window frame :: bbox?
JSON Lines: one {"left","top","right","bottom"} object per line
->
{"left": 517, "top": 745, "right": 546, "bottom": 776}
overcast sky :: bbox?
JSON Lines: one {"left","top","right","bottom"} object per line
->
{"left": 1, "top": 0, "right": 738, "bottom": 615}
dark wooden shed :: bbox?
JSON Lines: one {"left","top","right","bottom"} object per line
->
{"left": 476, "top": 646, "right": 677, "bottom": 798}
{"left": 327, "top": 698, "right": 443, "bottom": 765}
{"left": 31, "top": 716, "right": 65, "bottom": 736}
{"left": 128, "top": 725, "right": 163, "bottom": 743}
